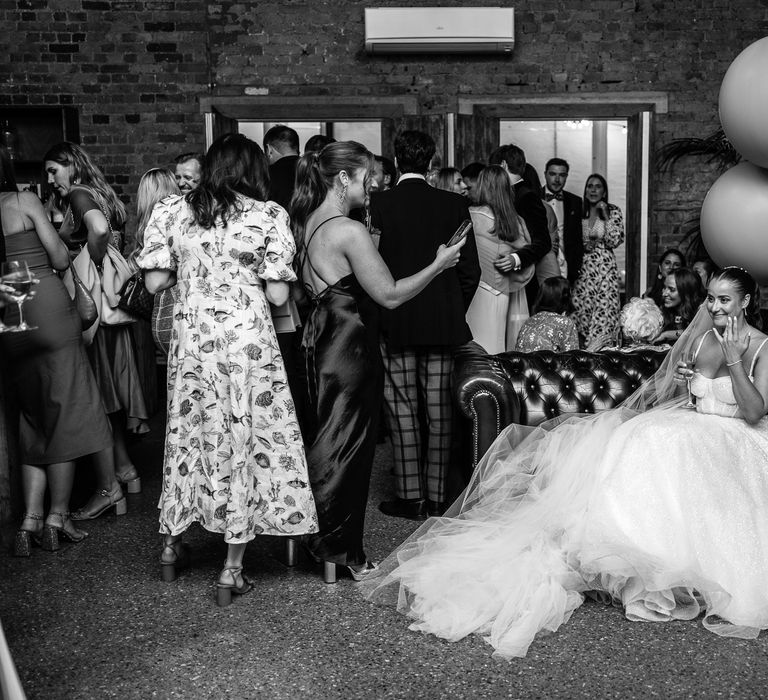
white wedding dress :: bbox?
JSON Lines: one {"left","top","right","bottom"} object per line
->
{"left": 364, "top": 333, "right": 768, "bottom": 659}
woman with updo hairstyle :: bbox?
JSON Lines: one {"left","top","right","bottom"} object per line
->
{"left": 290, "top": 141, "right": 465, "bottom": 581}
{"left": 366, "top": 264, "right": 768, "bottom": 657}
{"left": 138, "top": 133, "right": 318, "bottom": 605}
{"left": 654, "top": 267, "right": 705, "bottom": 344}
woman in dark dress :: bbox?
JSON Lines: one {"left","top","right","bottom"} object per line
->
{"left": 0, "top": 146, "right": 113, "bottom": 555}
{"left": 44, "top": 142, "right": 148, "bottom": 517}
{"left": 290, "top": 141, "right": 465, "bottom": 581}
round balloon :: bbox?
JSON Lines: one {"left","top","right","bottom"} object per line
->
{"left": 719, "top": 36, "right": 768, "bottom": 168}
{"left": 700, "top": 162, "right": 768, "bottom": 283}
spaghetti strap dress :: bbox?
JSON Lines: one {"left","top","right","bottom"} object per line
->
{"left": 0, "top": 228, "right": 112, "bottom": 464}
{"left": 301, "top": 216, "right": 384, "bottom": 566}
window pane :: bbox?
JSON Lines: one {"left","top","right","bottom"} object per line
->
{"left": 332, "top": 121, "right": 382, "bottom": 154}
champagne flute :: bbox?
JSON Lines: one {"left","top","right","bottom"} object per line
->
{"left": 1, "top": 260, "right": 36, "bottom": 332}
{"left": 683, "top": 348, "right": 697, "bottom": 408}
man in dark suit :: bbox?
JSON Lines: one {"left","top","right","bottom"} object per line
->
{"left": 371, "top": 130, "right": 480, "bottom": 520}
{"left": 263, "top": 124, "right": 300, "bottom": 210}
{"left": 489, "top": 144, "right": 552, "bottom": 309}
{"left": 543, "top": 157, "right": 584, "bottom": 284}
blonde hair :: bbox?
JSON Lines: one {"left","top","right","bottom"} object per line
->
{"left": 130, "top": 167, "right": 180, "bottom": 261}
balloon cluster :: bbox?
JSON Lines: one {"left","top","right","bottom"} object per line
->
{"left": 700, "top": 37, "right": 768, "bottom": 283}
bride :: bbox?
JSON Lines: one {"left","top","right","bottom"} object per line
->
{"left": 363, "top": 266, "right": 768, "bottom": 659}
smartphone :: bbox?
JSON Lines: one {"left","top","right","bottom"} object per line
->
{"left": 447, "top": 219, "right": 472, "bottom": 247}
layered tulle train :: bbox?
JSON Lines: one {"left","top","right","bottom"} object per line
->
{"left": 362, "top": 400, "right": 768, "bottom": 658}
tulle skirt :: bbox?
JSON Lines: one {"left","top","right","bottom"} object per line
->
{"left": 362, "top": 402, "right": 768, "bottom": 658}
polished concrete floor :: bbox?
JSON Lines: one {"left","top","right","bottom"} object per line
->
{"left": 2, "top": 419, "right": 768, "bottom": 700}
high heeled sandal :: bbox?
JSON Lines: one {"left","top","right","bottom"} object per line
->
{"left": 160, "top": 540, "right": 190, "bottom": 583}
{"left": 116, "top": 465, "right": 142, "bottom": 494}
{"left": 71, "top": 485, "right": 127, "bottom": 521}
{"left": 13, "top": 513, "right": 43, "bottom": 557}
{"left": 42, "top": 512, "right": 89, "bottom": 551}
{"left": 321, "top": 560, "right": 379, "bottom": 584}
{"left": 216, "top": 566, "right": 253, "bottom": 607}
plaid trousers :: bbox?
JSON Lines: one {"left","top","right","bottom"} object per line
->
{"left": 380, "top": 345, "right": 454, "bottom": 503}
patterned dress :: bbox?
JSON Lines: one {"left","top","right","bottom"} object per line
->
{"left": 137, "top": 195, "right": 318, "bottom": 543}
{"left": 572, "top": 206, "right": 624, "bottom": 349}
{"left": 515, "top": 311, "right": 579, "bottom": 352}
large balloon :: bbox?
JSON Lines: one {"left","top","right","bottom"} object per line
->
{"left": 700, "top": 162, "right": 768, "bottom": 283}
{"left": 719, "top": 37, "right": 768, "bottom": 168}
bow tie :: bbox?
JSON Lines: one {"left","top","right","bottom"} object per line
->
{"left": 545, "top": 191, "right": 563, "bottom": 201}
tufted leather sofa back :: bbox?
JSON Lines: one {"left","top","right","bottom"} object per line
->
{"left": 453, "top": 343, "right": 668, "bottom": 467}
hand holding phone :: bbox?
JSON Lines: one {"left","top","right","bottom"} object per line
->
{"left": 447, "top": 219, "right": 472, "bottom": 247}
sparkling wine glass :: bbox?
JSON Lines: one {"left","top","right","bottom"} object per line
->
{"left": 683, "top": 348, "right": 697, "bottom": 408}
{"left": 1, "top": 260, "right": 36, "bottom": 332}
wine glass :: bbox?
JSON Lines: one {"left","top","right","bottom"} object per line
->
{"left": 683, "top": 348, "right": 697, "bottom": 408}
{"left": 1, "top": 260, "right": 36, "bottom": 332}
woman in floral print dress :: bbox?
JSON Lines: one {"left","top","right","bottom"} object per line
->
{"left": 138, "top": 134, "right": 318, "bottom": 606}
{"left": 572, "top": 174, "right": 625, "bottom": 350}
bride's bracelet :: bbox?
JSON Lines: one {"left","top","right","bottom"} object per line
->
{"left": 726, "top": 359, "right": 743, "bottom": 367}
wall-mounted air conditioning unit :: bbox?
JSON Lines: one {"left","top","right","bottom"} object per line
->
{"left": 364, "top": 7, "right": 515, "bottom": 54}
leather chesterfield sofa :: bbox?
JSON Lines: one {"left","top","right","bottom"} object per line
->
{"left": 453, "top": 342, "right": 668, "bottom": 468}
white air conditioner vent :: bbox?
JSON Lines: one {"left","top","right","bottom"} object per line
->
{"left": 364, "top": 7, "right": 515, "bottom": 54}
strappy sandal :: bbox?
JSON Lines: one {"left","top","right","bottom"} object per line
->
{"left": 13, "top": 513, "right": 43, "bottom": 557}
{"left": 42, "top": 512, "right": 89, "bottom": 551}
{"left": 71, "top": 485, "right": 127, "bottom": 520}
{"left": 216, "top": 566, "right": 254, "bottom": 607}
{"left": 116, "top": 465, "right": 142, "bottom": 494}
{"left": 160, "top": 540, "right": 191, "bottom": 583}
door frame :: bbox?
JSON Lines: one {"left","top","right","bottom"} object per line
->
{"left": 454, "top": 92, "right": 669, "bottom": 297}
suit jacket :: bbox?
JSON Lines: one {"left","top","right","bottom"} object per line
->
{"left": 542, "top": 188, "right": 584, "bottom": 283}
{"left": 268, "top": 155, "right": 299, "bottom": 211}
{"left": 511, "top": 181, "right": 551, "bottom": 269}
{"left": 371, "top": 178, "right": 480, "bottom": 349}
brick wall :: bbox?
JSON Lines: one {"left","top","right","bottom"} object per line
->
{"left": 2, "top": 0, "right": 766, "bottom": 265}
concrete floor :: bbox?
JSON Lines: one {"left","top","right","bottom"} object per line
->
{"left": 2, "top": 420, "right": 768, "bottom": 700}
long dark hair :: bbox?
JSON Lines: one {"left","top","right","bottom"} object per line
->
{"left": 474, "top": 165, "right": 520, "bottom": 242}
{"left": 712, "top": 266, "right": 762, "bottom": 329}
{"left": 581, "top": 173, "right": 609, "bottom": 218}
{"left": 533, "top": 276, "right": 574, "bottom": 315}
{"left": 0, "top": 145, "right": 18, "bottom": 193}
{"left": 187, "top": 133, "right": 269, "bottom": 229}
{"left": 647, "top": 247, "right": 686, "bottom": 307}
{"left": 290, "top": 140, "right": 373, "bottom": 246}
{"left": 43, "top": 142, "right": 126, "bottom": 226}
{"left": 664, "top": 267, "right": 704, "bottom": 329}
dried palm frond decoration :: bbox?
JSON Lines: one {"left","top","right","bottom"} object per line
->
{"left": 655, "top": 128, "right": 741, "bottom": 172}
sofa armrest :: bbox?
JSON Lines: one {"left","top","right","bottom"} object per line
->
{"left": 453, "top": 342, "right": 521, "bottom": 468}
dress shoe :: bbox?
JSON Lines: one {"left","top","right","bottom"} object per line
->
{"left": 427, "top": 500, "right": 447, "bottom": 517}
{"left": 378, "top": 498, "right": 427, "bottom": 521}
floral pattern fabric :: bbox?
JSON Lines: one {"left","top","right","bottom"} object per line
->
{"left": 515, "top": 311, "right": 580, "bottom": 352}
{"left": 572, "top": 205, "right": 624, "bottom": 350}
{"left": 137, "top": 195, "right": 318, "bottom": 543}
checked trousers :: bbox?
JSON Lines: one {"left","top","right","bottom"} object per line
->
{"left": 380, "top": 345, "right": 454, "bottom": 503}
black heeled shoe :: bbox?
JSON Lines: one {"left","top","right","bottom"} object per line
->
{"left": 216, "top": 566, "right": 253, "bottom": 607}
{"left": 42, "top": 512, "right": 89, "bottom": 551}
{"left": 160, "top": 540, "right": 190, "bottom": 582}
{"left": 13, "top": 513, "right": 43, "bottom": 557}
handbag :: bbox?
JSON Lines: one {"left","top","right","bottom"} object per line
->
{"left": 118, "top": 270, "right": 153, "bottom": 321}
{"left": 70, "top": 265, "right": 98, "bottom": 330}
{"left": 62, "top": 245, "right": 102, "bottom": 345}
{"left": 100, "top": 243, "right": 136, "bottom": 325}
{"left": 151, "top": 287, "right": 176, "bottom": 355}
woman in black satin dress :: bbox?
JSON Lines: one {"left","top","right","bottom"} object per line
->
{"left": 290, "top": 141, "right": 466, "bottom": 580}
